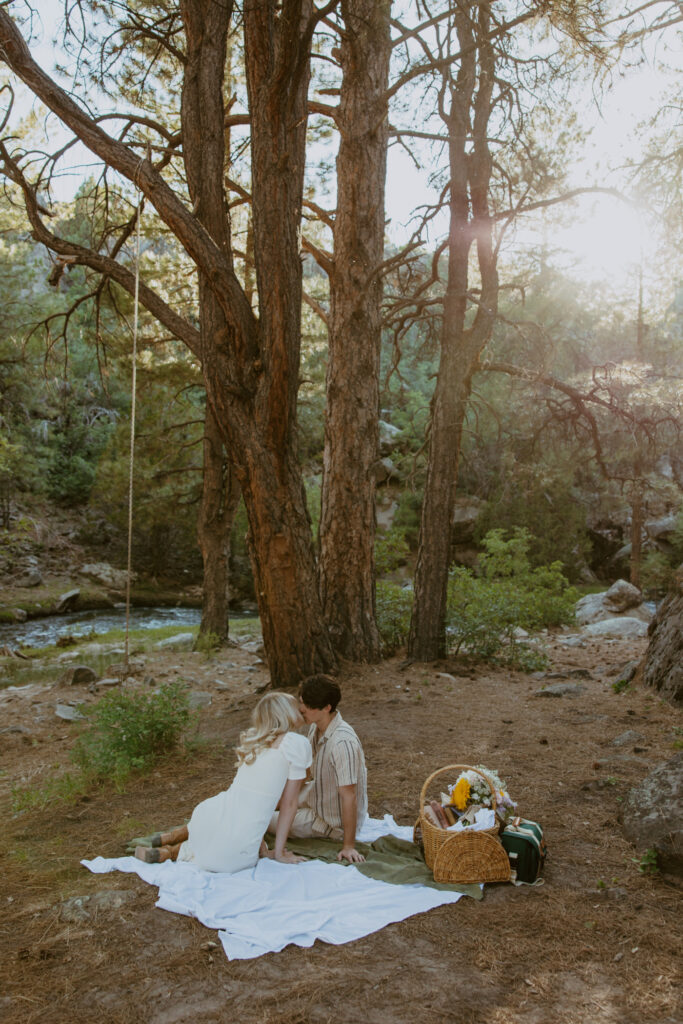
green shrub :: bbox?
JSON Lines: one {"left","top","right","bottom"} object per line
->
{"left": 11, "top": 771, "right": 87, "bottom": 813}
{"left": 392, "top": 490, "right": 423, "bottom": 549}
{"left": 375, "top": 581, "right": 413, "bottom": 654}
{"left": 193, "top": 630, "right": 223, "bottom": 656}
{"left": 71, "top": 681, "right": 195, "bottom": 785}
{"left": 446, "top": 528, "right": 577, "bottom": 669}
{"left": 375, "top": 525, "right": 410, "bottom": 575}
{"left": 640, "top": 550, "right": 676, "bottom": 595}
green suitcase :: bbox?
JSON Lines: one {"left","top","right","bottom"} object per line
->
{"left": 501, "top": 817, "right": 546, "bottom": 883}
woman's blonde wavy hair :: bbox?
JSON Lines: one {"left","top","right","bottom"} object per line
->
{"left": 235, "top": 691, "right": 302, "bottom": 766}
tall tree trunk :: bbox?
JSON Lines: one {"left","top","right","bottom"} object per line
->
{"left": 630, "top": 480, "right": 644, "bottom": 589}
{"left": 409, "top": 2, "right": 498, "bottom": 661}
{"left": 318, "top": 0, "right": 391, "bottom": 661}
{"left": 197, "top": 403, "right": 240, "bottom": 640}
{"left": 181, "top": 0, "right": 335, "bottom": 685}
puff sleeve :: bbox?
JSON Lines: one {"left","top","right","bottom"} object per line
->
{"left": 279, "top": 732, "right": 313, "bottom": 780}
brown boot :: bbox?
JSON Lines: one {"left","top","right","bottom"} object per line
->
{"left": 135, "top": 843, "right": 181, "bottom": 864}
{"left": 150, "top": 825, "right": 188, "bottom": 847}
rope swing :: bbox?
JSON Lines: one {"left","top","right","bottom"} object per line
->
{"left": 124, "top": 195, "right": 143, "bottom": 669}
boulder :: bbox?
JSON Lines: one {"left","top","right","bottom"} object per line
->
{"left": 582, "top": 617, "right": 649, "bottom": 638}
{"left": 603, "top": 579, "right": 643, "bottom": 613}
{"left": 154, "top": 632, "right": 195, "bottom": 650}
{"left": 18, "top": 569, "right": 42, "bottom": 588}
{"left": 641, "top": 586, "right": 683, "bottom": 705}
{"left": 533, "top": 682, "right": 585, "bottom": 698}
{"left": 373, "top": 457, "right": 401, "bottom": 484}
{"left": 644, "top": 515, "right": 677, "bottom": 541}
{"left": 621, "top": 754, "right": 683, "bottom": 884}
{"left": 376, "top": 499, "right": 398, "bottom": 530}
{"left": 378, "top": 419, "right": 402, "bottom": 455}
{"left": 55, "top": 703, "right": 85, "bottom": 722}
{"left": 55, "top": 589, "right": 80, "bottom": 613}
{"left": 59, "top": 665, "right": 99, "bottom": 686}
{"left": 9, "top": 608, "right": 27, "bottom": 622}
{"left": 188, "top": 691, "right": 212, "bottom": 709}
{"left": 451, "top": 498, "right": 483, "bottom": 544}
{"left": 610, "top": 729, "right": 646, "bottom": 747}
{"left": 106, "top": 658, "right": 146, "bottom": 677}
{"left": 80, "top": 562, "right": 133, "bottom": 590}
{"left": 575, "top": 586, "right": 652, "bottom": 626}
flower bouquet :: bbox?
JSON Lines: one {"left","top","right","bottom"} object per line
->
{"left": 444, "top": 765, "right": 516, "bottom": 824}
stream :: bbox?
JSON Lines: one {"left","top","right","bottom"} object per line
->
{"left": 0, "top": 606, "right": 203, "bottom": 649}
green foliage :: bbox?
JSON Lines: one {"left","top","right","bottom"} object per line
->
{"left": 89, "top": 370, "right": 204, "bottom": 575}
{"left": 46, "top": 418, "right": 114, "bottom": 505}
{"left": 375, "top": 581, "right": 413, "bottom": 654}
{"left": 375, "top": 525, "right": 410, "bottom": 575}
{"left": 193, "top": 630, "right": 222, "bottom": 656}
{"left": 305, "top": 478, "right": 321, "bottom": 545}
{"left": 475, "top": 474, "right": 591, "bottom": 581}
{"left": 611, "top": 677, "right": 633, "bottom": 695}
{"left": 640, "top": 550, "right": 676, "bottom": 595}
{"left": 11, "top": 771, "right": 87, "bottom": 813}
{"left": 71, "top": 681, "right": 195, "bottom": 785}
{"left": 446, "top": 528, "right": 577, "bottom": 669}
{"left": 632, "top": 848, "right": 659, "bottom": 876}
{"left": 391, "top": 490, "right": 423, "bottom": 549}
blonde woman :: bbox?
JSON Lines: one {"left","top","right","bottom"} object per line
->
{"left": 134, "top": 691, "right": 311, "bottom": 871}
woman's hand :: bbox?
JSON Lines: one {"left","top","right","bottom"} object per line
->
{"left": 273, "top": 848, "right": 306, "bottom": 865}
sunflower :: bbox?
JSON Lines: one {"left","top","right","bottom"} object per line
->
{"left": 451, "top": 777, "right": 471, "bottom": 811}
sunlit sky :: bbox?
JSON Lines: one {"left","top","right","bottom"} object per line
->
{"left": 11, "top": 3, "right": 681, "bottom": 299}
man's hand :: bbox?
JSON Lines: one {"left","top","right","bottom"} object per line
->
{"left": 337, "top": 845, "right": 365, "bottom": 863}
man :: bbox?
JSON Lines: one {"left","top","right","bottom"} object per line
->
{"left": 268, "top": 674, "right": 367, "bottom": 863}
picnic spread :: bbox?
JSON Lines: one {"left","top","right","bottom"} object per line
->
{"left": 82, "top": 765, "right": 546, "bottom": 960}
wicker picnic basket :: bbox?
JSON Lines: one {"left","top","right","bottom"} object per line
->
{"left": 416, "top": 764, "right": 511, "bottom": 885}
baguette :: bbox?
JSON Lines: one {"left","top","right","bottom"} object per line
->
{"left": 430, "top": 800, "right": 449, "bottom": 829}
{"left": 442, "top": 805, "right": 456, "bottom": 826}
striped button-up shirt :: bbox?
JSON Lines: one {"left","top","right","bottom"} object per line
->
{"left": 305, "top": 712, "right": 368, "bottom": 837}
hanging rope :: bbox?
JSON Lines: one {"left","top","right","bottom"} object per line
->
{"left": 124, "top": 197, "right": 143, "bottom": 669}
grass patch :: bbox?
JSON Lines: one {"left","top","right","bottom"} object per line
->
{"left": 11, "top": 771, "right": 89, "bottom": 812}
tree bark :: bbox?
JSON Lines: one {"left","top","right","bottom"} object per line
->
{"left": 630, "top": 480, "right": 644, "bottom": 589}
{"left": 408, "top": 2, "right": 498, "bottom": 661}
{"left": 197, "top": 404, "right": 240, "bottom": 640}
{"left": 318, "top": 0, "right": 391, "bottom": 661}
{"left": 180, "top": 0, "right": 336, "bottom": 685}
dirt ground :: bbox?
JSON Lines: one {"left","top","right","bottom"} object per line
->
{"left": 1, "top": 627, "right": 681, "bottom": 1024}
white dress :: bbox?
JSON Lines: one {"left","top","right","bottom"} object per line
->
{"left": 177, "top": 732, "right": 312, "bottom": 873}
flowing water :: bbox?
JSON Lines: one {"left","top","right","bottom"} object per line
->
{"left": 0, "top": 606, "right": 203, "bottom": 649}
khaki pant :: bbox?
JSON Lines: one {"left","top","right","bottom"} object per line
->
{"left": 267, "top": 782, "right": 343, "bottom": 841}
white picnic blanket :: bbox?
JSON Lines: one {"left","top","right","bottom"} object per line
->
{"left": 81, "top": 815, "right": 465, "bottom": 960}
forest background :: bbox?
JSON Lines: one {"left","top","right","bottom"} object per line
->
{"left": 0, "top": 0, "right": 681, "bottom": 687}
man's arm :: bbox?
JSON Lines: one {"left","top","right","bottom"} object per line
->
{"left": 337, "top": 784, "right": 365, "bottom": 863}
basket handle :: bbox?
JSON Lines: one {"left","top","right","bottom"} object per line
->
{"left": 419, "top": 764, "right": 499, "bottom": 812}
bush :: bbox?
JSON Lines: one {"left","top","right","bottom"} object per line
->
{"left": 640, "top": 550, "right": 676, "bottom": 595}
{"left": 446, "top": 528, "right": 577, "bottom": 670}
{"left": 375, "top": 581, "right": 413, "bottom": 654}
{"left": 375, "top": 525, "right": 410, "bottom": 575}
{"left": 71, "top": 681, "right": 195, "bottom": 785}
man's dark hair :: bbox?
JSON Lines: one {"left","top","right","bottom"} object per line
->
{"left": 300, "top": 674, "right": 341, "bottom": 712}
